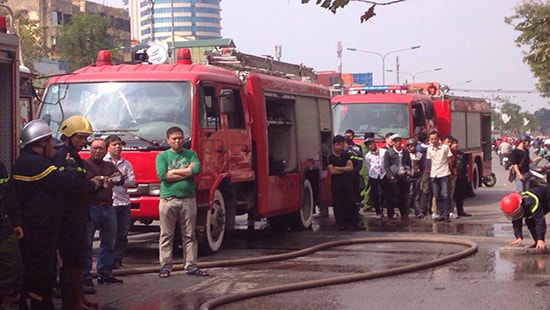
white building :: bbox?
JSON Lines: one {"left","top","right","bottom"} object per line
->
{"left": 125, "top": 0, "right": 222, "bottom": 44}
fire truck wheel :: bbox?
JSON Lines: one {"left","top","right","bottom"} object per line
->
{"left": 468, "top": 163, "right": 480, "bottom": 196}
{"left": 198, "top": 189, "right": 226, "bottom": 255}
{"left": 291, "top": 179, "right": 314, "bottom": 230}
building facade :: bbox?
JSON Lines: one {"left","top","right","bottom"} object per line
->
{"left": 127, "top": 0, "right": 222, "bottom": 44}
{"left": 7, "top": 0, "right": 130, "bottom": 51}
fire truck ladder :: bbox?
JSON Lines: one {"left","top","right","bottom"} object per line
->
{"left": 206, "top": 51, "right": 316, "bottom": 81}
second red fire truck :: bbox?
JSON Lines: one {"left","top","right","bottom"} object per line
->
{"left": 331, "top": 82, "right": 496, "bottom": 193}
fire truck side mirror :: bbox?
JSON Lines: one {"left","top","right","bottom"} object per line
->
{"left": 219, "top": 89, "right": 235, "bottom": 114}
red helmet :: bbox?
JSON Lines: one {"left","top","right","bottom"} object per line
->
{"left": 500, "top": 192, "right": 523, "bottom": 221}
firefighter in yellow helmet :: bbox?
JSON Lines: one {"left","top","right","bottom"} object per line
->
{"left": 500, "top": 187, "right": 550, "bottom": 250}
{"left": 51, "top": 115, "right": 101, "bottom": 309}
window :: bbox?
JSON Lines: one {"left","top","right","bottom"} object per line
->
{"left": 199, "top": 84, "right": 219, "bottom": 129}
{"left": 225, "top": 89, "right": 245, "bottom": 129}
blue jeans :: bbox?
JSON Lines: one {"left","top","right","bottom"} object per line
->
{"left": 84, "top": 204, "right": 116, "bottom": 279}
{"left": 431, "top": 175, "right": 450, "bottom": 218}
{"left": 113, "top": 204, "right": 131, "bottom": 263}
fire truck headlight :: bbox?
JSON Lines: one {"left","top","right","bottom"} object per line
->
{"left": 148, "top": 183, "right": 160, "bottom": 196}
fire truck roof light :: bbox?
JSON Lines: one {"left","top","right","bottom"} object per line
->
{"left": 96, "top": 50, "right": 112, "bottom": 66}
{"left": 349, "top": 84, "right": 409, "bottom": 94}
{"left": 176, "top": 48, "right": 192, "bottom": 65}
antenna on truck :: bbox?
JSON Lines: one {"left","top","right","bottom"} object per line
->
{"left": 205, "top": 48, "right": 316, "bottom": 81}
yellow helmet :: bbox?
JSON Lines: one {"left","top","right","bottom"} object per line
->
{"left": 59, "top": 115, "right": 93, "bottom": 137}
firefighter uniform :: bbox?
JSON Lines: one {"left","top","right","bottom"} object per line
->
{"left": 512, "top": 187, "right": 550, "bottom": 243}
{"left": 52, "top": 144, "right": 96, "bottom": 269}
{"left": 13, "top": 147, "right": 89, "bottom": 307}
{"left": 0, "top": 161, "right": 23, "bottom": 308}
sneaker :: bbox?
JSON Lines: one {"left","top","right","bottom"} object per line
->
{"left": 83, "top": 279, "right": 96, "bottom": 294}
{"left": 113, "top": 260, "right": 123, "bottom": 270}
{"left": 98, "top": 276, "right": 123, "bottom": 285}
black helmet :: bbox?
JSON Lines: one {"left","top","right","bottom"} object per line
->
{"left": 519, "top": 134, "right": 531, "bottom": 142}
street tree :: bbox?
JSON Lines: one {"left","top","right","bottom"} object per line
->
{"left": 14, "top": 11, "right": 51, "bottom": 70}
{"left": 505, "top": 0, "right": 550, "bottom": 97}
{"left": 56, "top": 14, "right": 115, "bottom": 71}
{"left": 301, "top": 0, "right": 406, "bottom": 20}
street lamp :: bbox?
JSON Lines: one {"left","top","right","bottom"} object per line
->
{"left": 440, "top": 80, "right": 472, "bottom": 94}
{"left": 450, "top": 80, "right": 472, "bottom": 87}
{"left": 347, "top": 45, "right": 421, "bottom": 84}
{"left": 386, "top": 67, "right": 442, "bottom": 84}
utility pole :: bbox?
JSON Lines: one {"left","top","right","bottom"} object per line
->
{"left": 336, "top": 41, "right": 342, "bottom": 75}
{"left": 396, "top": 56, "right": 400, "bottom": 84}
{"left": 148, "top": 0, "right": 155, "bottom": 42}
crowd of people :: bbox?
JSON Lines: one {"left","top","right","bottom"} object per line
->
{"left": 0, "top": 116, "right": 207, "bottom": 310}
{"left": 327, "top": 129, "right": 473, "bottom": 230}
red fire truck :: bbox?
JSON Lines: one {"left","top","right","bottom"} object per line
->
{"left": 331, "top": 82, "right": 496, "bottom": 193}
{"left": 37, "top": 48, "right": 333, "bottom": 254}
{"left": 0, "top": 4, "right": 20, "bottom": 166}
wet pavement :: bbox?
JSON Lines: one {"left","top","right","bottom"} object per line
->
{"left": 14, "top": 159, "right": 550, "bottom": 309}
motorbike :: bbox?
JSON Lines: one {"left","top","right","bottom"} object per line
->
{"left": 498, "top": 150, "right": 512, "bottom": 170}
{"left": 502, "top": 156, "right": 511, "bottom": 170}
{"left": 482, "top": 173, "right": 497, "bottom": 187}
{"left": 528, "top": 156, "right": 550, "bottom": 188}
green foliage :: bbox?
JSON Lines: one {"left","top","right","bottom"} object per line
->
{"left": 493, "top": 99, "right": 540, "bottom": 136}
{"left": 15, "top": 12, "right": 51, "bottom": 69}
{"left": 56, "top": 14, "right": 115, "bottom": 71}
{"left": 301, "top": 0, "right": 351, "bottom": 13}
{"left": 506, "top": 0, "right": 550, "bottom": 97}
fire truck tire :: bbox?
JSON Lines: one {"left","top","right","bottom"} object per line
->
{"left": 291, "top": 179, "right": 314, "bottom": 230}
{"left": 468, "top": 163, "right": 480, "bottom": 196}
{"left": 198, "top": 189, "right": 226, "bottom": 255}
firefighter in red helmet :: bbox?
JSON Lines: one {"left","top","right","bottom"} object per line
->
{"left": 500, "top": 187, "right": 550, "bottom": 249}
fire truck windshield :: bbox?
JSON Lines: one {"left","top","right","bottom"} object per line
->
{"left": 333, "top": 102, "right": 410, "bottom": 139}
{"left": 39, "top": 81, "right": 192, "bottom": 148}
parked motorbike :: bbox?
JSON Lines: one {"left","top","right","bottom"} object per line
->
{"left": 482, "top": 173, "right": 497, "bottom": 187}
{"left": 528, "top": 157, "right": 550, "bottom": 188}
{"left": 498, "top": 150, "right": 512, "bottom": 170}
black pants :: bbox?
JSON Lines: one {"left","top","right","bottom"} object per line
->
{"left": 331, "top": 180, "right": 357, "bottom": 227}
{"left": 386, "top": 178, "right": 410, "bottom": 218}
{"left": 367, "top": 177, "right": 385, "bottom": 215}
{"left": 18, "top": 221, "right": 58, "bottom": 301}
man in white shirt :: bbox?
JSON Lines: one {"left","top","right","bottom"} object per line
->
{"left": 426, "top": 130, "right": 453, "bottom": 222}
{"left": 364, "top": 138, "right": 387, "bottom": 218}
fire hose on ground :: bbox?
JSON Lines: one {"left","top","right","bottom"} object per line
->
{"left": 112, "top": 236, "right": 478, "bottom": 310}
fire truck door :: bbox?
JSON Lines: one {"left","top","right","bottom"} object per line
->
{"left": 219, "top": 87, "right": 253, "bottom": 182}
{"left": 198, "top": 84, "right": 227, "bottom": 188}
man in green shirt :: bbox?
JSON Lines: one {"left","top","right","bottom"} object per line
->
{"left": 155, "top": 126, "right": 208, "bottom": 278}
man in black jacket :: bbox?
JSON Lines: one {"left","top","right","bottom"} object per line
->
{"left": 13, "top": 119, "right": 100, "bottom": 309}
{"left": 384, "top": 134, "right": 412, "bottom": 220}
{"left": 0, "top": 160, "right": 23, "bottom": 309}
{"left": 52, "top": 115, "right": 100, "bottom": 309}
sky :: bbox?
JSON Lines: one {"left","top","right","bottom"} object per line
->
{"left": 94, "top": 0, "right": 548, "bottom": 112}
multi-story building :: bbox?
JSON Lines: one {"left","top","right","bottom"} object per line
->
{"left": 7, "top": 0, "right": 130, "bottom": 51}
{"left": 126, "top": 0, "right": 222, "bottom": 44}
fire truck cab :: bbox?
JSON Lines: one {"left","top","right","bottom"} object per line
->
{"left": 38, "top": 48, "right": 333, "bottom": 254}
